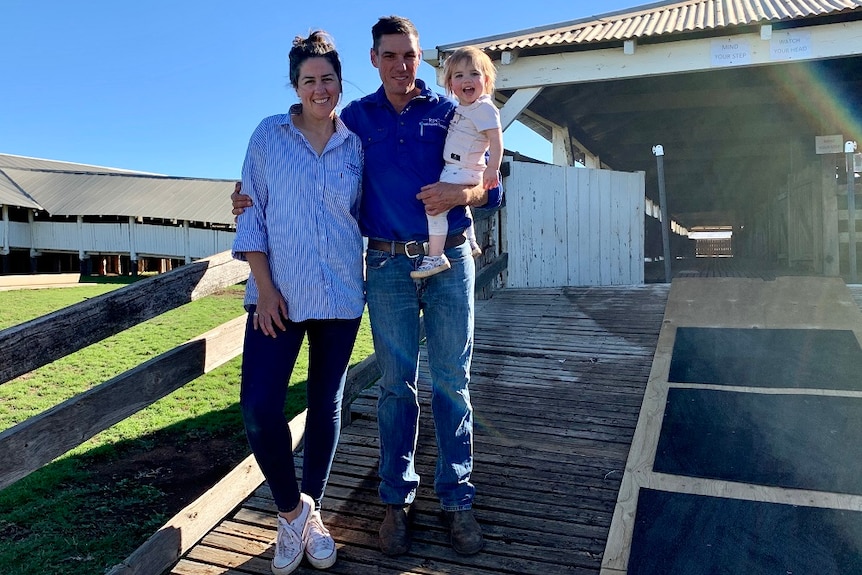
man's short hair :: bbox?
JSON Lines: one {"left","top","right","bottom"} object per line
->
{"left": 371, "top": 15, "right": 419, "bottom": 52}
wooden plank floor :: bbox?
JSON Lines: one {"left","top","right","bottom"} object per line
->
{"left": 644, "top": 256, "right": 824, "bottom": 282}
{"left": 170, "top": 285, "right": 671, "bottom": 575}
{"left": 167, "top": 254, "right": 862, "bottom": 575}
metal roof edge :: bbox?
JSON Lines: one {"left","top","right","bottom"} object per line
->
{"left": 429, "top": 0, "right": 862, "bottom": 55}
{"left": 433, "top": 0, "right": 687, "bottom": 51}
{"left": 0, "top": 152, "right": 164, "bottom": 176}
{"left": 3, "top": 166, "right": 235, "bottom": 184}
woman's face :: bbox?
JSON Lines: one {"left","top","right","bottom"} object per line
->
{"left": 295, "top": 56, "right": 340, "bottom": 120}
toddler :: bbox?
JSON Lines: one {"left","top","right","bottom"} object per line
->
{"left": 411, "top": 46, "right": 503, "bottom": 279}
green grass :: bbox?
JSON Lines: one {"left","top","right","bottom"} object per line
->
{"left": 0, "top": 280, "right": 374, "bottom": 575}
{"left": 0, "top": 283, "right": 124, "bottom": 331}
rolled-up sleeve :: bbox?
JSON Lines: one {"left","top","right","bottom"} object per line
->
{"left": 232, "top": 120, "right": 270, "bottom": 260}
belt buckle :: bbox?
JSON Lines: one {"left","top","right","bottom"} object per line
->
{"left": 403, "top": 240, "right": 427, "bottom": 259}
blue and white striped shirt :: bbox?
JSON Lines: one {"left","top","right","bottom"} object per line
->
{"left": 232, "top": 109, "right": 365, "bottom": 321}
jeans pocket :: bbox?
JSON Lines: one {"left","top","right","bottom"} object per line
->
{"left": 365, "top": 249, "right": 391, "bottom": 270}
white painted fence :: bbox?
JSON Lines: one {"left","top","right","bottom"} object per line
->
{"left": 3, "top": 220, "right": 234, "bottom": 261}
{"left": 504, "top": 162, "right": 644, "bottom": 287}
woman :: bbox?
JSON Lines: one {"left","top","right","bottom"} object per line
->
{"left": 231, "top": 31, "right": 364, "bottom": 575}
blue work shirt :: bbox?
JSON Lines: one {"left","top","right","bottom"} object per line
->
{"left": 232, "top": 109, "right": 365, "bottom": 321}
{"left": 340, "top": 79, "right": 502, "bottom": 242}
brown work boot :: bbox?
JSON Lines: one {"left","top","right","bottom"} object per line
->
{"left": 444, "top": 509, "right": 484, "bottom": 555}
{"left": 379, "top": 504, "right": 411, "bottom": 556}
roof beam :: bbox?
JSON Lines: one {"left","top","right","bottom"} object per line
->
{"left": 494, "top": 91, "right": 603, "bottom": 163}
{"left": 551, "top": 81, "right": 862, "bottom": 115}
{"left": 498, "top": 87, "right": 543, "bottom": 131}
{"left": 494, "top": 20, "right": 862, "bottom": 90}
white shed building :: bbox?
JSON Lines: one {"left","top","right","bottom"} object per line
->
{"left": 0, "top": 153, "right": 236, "bottom": 275}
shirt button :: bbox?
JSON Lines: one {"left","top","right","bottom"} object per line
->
{"left": 399, "top": 139, "right": 404, "bottom": 144}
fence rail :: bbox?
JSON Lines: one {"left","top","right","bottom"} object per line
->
{"left": 0, "top": 250, "right": 250, "bottom": 385}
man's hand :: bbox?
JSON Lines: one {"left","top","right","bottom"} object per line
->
{"left": 231, "top": 181, "right": 253, "bottom": 217}
{"left": 417, "top": 181, "right": 486, "bottom": 216}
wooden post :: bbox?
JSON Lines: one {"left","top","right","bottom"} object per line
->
{"left": 822, "top": 155, "right": 840, "bottom": 276}
{"left": 845, "top": 141, "right": 858, "bottom": 282}
{"left": 653, "top": 145, "right": 672, "bottom": 283}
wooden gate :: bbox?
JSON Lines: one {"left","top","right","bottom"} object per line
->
{"left": 786, "top": 164, "right": 821, "bottom": 271}
{"left": 504, "top": 161, "right": 644, "bottom": 287}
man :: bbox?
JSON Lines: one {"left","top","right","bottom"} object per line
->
{"left": 233, "top": 15, "right": 502, "bottom": 557}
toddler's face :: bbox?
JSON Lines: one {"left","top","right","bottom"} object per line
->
{"left": 449, "top": 61, "right": 486, "bottom": 105}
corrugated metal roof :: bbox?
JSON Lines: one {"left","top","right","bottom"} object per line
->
{"left": 0, "top": 171, "right": 42, "bottom": 210}
{"left": 437, "top": 0, "right": 862, "bottom": 53}
{"left": 1, "top": 167, "right": 236, "bottom": 224}
{"left": 0, "top": 153, "right": 162, "bottom": 175}
{"left": 0, "top": 153, "right": 235, "bottom": 224}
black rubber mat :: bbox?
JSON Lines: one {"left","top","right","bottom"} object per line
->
{"left": 668, "top": 327, "right": 862, "bottom": 390}
{"left": 653, "top": 387, "right": 862, "bottom": 494}
{"left": 628, "top": 489, "right": 862, "bottom": 575}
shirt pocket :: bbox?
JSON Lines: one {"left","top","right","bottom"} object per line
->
{"left": 326, "top": 170, "right": 361, "bottom": 210}
{"left": 416, "top": 118, "right": 447, "bottom": 147}
{"left": 362, "top": 126, "right": 389, "bottom": 149}
{"left": 324, "top": 156, "right": 362, "bottom": 207}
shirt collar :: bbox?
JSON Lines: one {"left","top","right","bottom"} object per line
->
{"left": 370, "top": 78, "right": 440, "bottom": 109}
{"left": 333, "top": 114, "right": 351, "bottom": 138}
{"left": 461, "top": 93, "right": 493, "bottom": 109}
{"left": 278, "top": 103, "right": 303, "bottom": 124}
{"left": 278, "top": 104, "right": 350, "bottom": 141}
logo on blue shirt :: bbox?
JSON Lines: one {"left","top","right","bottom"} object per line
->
{"left": 419, "top": 117, "right": 448, "bottom": 134}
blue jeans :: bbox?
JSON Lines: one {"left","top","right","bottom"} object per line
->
{"left": 365, "top": 241, "right": 476, "bottom": 511}
{"left": 240, "top": 309, "right": 361, "bottom": 512}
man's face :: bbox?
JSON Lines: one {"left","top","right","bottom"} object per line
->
{"left": 371, "top": 33, "right": 422, "bottom": 98}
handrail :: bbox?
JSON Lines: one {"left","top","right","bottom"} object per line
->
{"left": 0, "top": 316, "right": 246, "bottom": 490}
{"left": 0, "top": 250, "right": 250, "bottom": 385}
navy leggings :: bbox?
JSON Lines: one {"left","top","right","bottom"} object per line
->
{"left": 240, "top": 308, "right": 361, "bottom": 512}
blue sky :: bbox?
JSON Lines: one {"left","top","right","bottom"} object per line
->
{"left": 2, "top": 0, "right": 639, "bottom": 180}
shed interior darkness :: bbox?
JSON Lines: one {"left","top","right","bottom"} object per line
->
{"left": 494, "top": 21, "right": 862, "bottom": 233}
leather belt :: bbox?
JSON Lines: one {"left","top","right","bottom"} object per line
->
{"left": 367, "top": 233, "right": 466, "bottom": 258}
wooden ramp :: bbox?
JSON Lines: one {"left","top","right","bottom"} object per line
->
{"left": 170, "top": 285, "right": 671, "bottom": 575}
{"left": 602, "top": 277, "right": 862, "bottom": 575}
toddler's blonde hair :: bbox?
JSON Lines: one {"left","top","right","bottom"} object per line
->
{"left": 443, "top": 46, "right": 496, "bottom": 96}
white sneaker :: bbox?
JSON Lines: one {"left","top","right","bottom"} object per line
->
{"left": 304, "top": 510, "right": 337, "bottom": 569}
{"left": 410, "top": 254, "right": 451, "bottom": 279}
{"left": 271, "top": 493, "right": 313, "bottom": 575}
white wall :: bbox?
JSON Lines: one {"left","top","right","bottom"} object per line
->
{"left": 505, "top": 162, "right": 644, "bottom": 287}
{"left": 6, "top": 220, "right": 235, "bottom": 261}
{"left": 8, "top": 222, "right": 30, "bottom": 247}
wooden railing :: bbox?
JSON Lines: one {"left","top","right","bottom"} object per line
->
{"left": 0, "top": 219, "right": 508, "bottom": 575}
{"left": 0, "top": 251, "right": 251, "bottom": 490}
